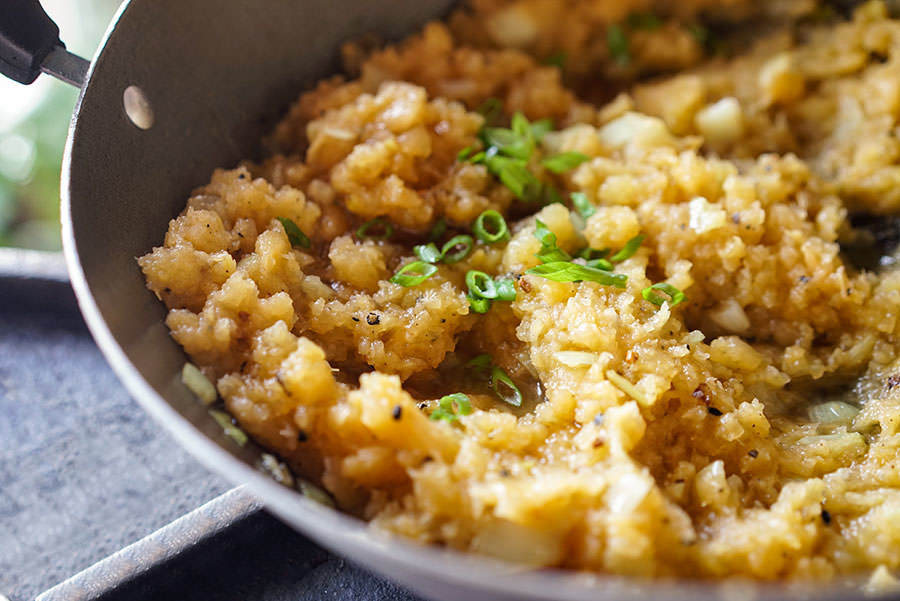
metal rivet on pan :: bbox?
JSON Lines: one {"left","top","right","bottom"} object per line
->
{"left": 123, "top": 85, "right": 154, "bottom": 130}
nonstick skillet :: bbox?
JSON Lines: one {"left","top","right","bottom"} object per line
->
{"left": 0, "top": 2, "right": 893, "bottom": 600}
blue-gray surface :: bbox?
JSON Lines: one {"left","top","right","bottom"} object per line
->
{"left": 0, "top": 307, "right": 421, "bottom": 601}
{"left": 0, "top": 309, "right": 230, "bottom": 599}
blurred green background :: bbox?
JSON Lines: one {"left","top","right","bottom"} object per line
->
{"left": 0, "top": 0, "right": 120, "bottom": 250}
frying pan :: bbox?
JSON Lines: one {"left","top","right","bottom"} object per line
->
{"left": 0, "top": 1, "right": 892, "bottom": 599}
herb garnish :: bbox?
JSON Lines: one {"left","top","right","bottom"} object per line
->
{"left": 542, "top": 151, "right": 589, "bottom": 174}
{"left": 277, "top": 217, "right": 311, "bottom": 248}
{"left": 534, "top": 219, "right": 572, "bottom": 263}
{"left": 429, "top": 393, "right": 472, "bottom": 422}
{"left": 356, "top": 217, "right": 394, "bottom": 241}
{"left": 526, "top": 261, "right": 628, "bottom": 287}
{"left": 571, "top": 192, "right": 596, "bottom": 219}
{"left": 543, "top": 51, "right": 568, "bottom": 69}
{"left": 627, "top": 12, "right": 663, "bottom": 30}
{"left": 609, "top": 234, "right": 644, "bottom": 262}
{"left": 465, "top": 355, "right": 523, "bottom": 407}
{"left": 607, "top": 24, "right": 630, "bottom": 65}
{"left": 390, "top": 260, "right": 438, "bottom": 287}
{"left": 473, "top": 209, "right": 511, "bottom": 243}
{"left": 641, "top": 282, "right": 686, "bottom": 307}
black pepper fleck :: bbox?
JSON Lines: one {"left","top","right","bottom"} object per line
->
{"left": 708, "top": 407, "right": 723, "bottom": 416}
{"left": 748, "top": 449, "right": 759, "bottom": 458}
{"left": 238, "top": 173, "right": 246, "bottom": 179}
{"left": 392, "top": 405, "right": 402, "bottom": 420}
{"left": 297, "top": 430, "right": 308, "bottom": 442}
{"left": 799, "top": 275, "right": 810, "bottom": 283}
{"left": 351, "top": 316, "right": 360, "bottom": 322}
{"left": 821, "top": 509, "right": 832, "bottom": 525}
{"left": 499, "top": 468, "right": 511, "bottom": 478}
{"left": 366, "top": 313, "right": 381, "bottom": 325}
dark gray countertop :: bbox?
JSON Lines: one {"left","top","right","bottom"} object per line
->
{"left": 0, "top": 263, "right": 421, "bottom": 601}
{"left": 0, "top": 308, "right": 229, "bottom": 599}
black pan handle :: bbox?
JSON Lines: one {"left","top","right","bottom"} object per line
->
{"left": 0, "top": 0, "right": 88, "bottom": 87}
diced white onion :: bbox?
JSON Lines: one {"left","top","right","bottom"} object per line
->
{"left": 261, "top": 453, "right": 295, "bottom": 487}
{"left": 556, "top": 351, "right": 598, "bottom": 367}
{"left": 808, "top": 401, "right": 860, "bottom": 424}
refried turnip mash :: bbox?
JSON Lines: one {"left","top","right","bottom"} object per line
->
{"left": 141, "top": 0, "right": 900, "bottom": 586}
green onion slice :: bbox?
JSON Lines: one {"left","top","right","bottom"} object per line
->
{"left": 458, "top": 146, "right": 475, "bottom": 161}
{"left": 534, "top": 219, "right": 572, "bottom": 263}
{"left": 468, "top": 294, "right": 491, "bottom": 314}
{"left": 429, "top": 218, "right": 448, "bottom": 242}
{"left": 610, "top": 234, "right": 644, "bottom": 262}
{"left": 571, "top": 192, "right": 596, "bottom": 219}
{"left": 356, "top": 217, "right": 394, "bottom": 241}
{"left": 607, "top": 24, "right": 630, "bottom": 66}
{"left": 544, "top": 51, "right": 567, "bottom": 68}
{"left": 542, "top": 151, "right": 589, "bottom": 174}
{"left": 526, "top": 261, "right": 628, "bottom": 287}
{"left": 473, "top": 210, "right": 510, "bottom": 244}
{"left": 490, "top": 367, "right": 523, "bottom": 407}
{"left": 390, "top": 261, "right": 438, "bottom": 287}
{"left": 530, "top": 119, "right": 554, "bottom": 142}
{"left": 477, "top": 97, "right": 503, "bottom": 124}
{"left": 414, "top": 243, "right": 442, "bottom": 264}
{"left": 466, "top": 270, "right": 499, "bottom": 299}
{"left": 585, "top": 258, "right": 614, "bottom": 271}
{"left": 495, "top": 278, "right": 517, "bottom": 301}
{"left": 576, "top": 247, "right": 608, "bottom": 260}
{"left": 627, "top": 12, "right": 663, "bottom": 30}
{"left": 277, "top": 217, "right": 311, "bottom": 248}
{"left": 209, "top": 410, "right": 248, "bottom": 446}
{"left": 484, "top": 155, "right": 542, "bottom": 201}
{"left": 441, "top": 234, "right": 474, "bottom": 264}
{"left": 642, "top": 282, "right": 686, "bottom": 307}
{"left": 482, "top": 126, "right": 533, "bottom": 160}
{"left": 467, "top": 354, "right": 493, "bottom": 371}
{"left": 429, "top": 392, "right": 473, "bottom": 422}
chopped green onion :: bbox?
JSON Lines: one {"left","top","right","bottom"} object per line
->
{"left": 390, "top": 260, "right": 438, "bottom": 287}
{"left": 466, "top": 270, "right": 499, "bottom": 299}
{"left": 627, "top": 12, "right": 663, "bottom": 30}
{"left": 458, "top": 146, "right": 475, "bottom": 161}
{"left": 542, "top": 151, "right": 589, "bottom": 174}
{"left": 473, "top": 210, "right": 510, "bottom": 243}
{"left": 182, "top": 362, "right": 217, "bottom": 406}
{"left": 491, "top": 367, "right": 523, "bottom": 407}
{"left": 495, "top": 278, "right": 517, "bottom": 301}
{"left": 356, "top": 217, "right": 394, "bottom": 241}
{"left": 571, "top": 192, "right": 596, "bottom": 219}
{"left": 607, "top": 24, "right": 630, "bottom": 66}
{"left": 429, "top": 218, "right": 448, "bottom": 242}
{"left": 414, "top": 243, "right": 442, "bottom": 264}
{"left": 477, "top": 97, "right": 503, "bottom": 124}
{"left": 482, "top": 126, "right": 533, "bottom": 160}
{"left": 526, "top": 261, "right": 628, "bottom": 287}
{"left": 467, "top": 150, "right": 487, "bottom": 164}
{"left": 610, "top": 234, "right": 644, "bottom": 262}
{"left": 642, "top": 283, "right": 685, "bottom": 307}
{"left": 277, "top": 217, "right": 311, "bottom": 248}
{"left": 688, "top": 23, "right": 710, "bottom": 45}
{"left": 429, "top": 393, "right": 473, "bottom": 422}
{"left": 209, "top": 410, "right": 248, "bottom": 446}
{"left": 534, "top": 219, "right": 572, "bottom": 263}
{"left": 298, "top": 479, "right": 336, "bottom": 507}
{"left": 544, "top": 51, "right": 567, "bottom": 68}
{"left": 576, "top": 247, "right": 608, "bottom": 260}
{"left": 467, "top": 354, "right": 493, "bottom": 371}
{"left": 586, "top": 258, "right": 614, "bottom": 271}
{"left": 542, "top": 184, "right": 563, "bottom": 206}
{"left": 484, "top": 154, "right": 542, "bottom": 201}
{"left": 441, "top": 234, "right": 474, "bottom": 264}
{"left": 530, "top": 119, "right": 554, "bottom": 142}
{"left": 468, "top": 294, "right": 491, "bottom": 313}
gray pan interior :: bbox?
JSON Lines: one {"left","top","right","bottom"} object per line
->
{"left": 60, "top": 1, "right": 895, "bottom": 600}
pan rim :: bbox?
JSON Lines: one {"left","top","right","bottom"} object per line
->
{"left": 56, "top": 1, "right": 898, "bottom": 599}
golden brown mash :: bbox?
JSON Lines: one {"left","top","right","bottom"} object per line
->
{"left": 140, "top": 0, "right": 900, "bottom": 587}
